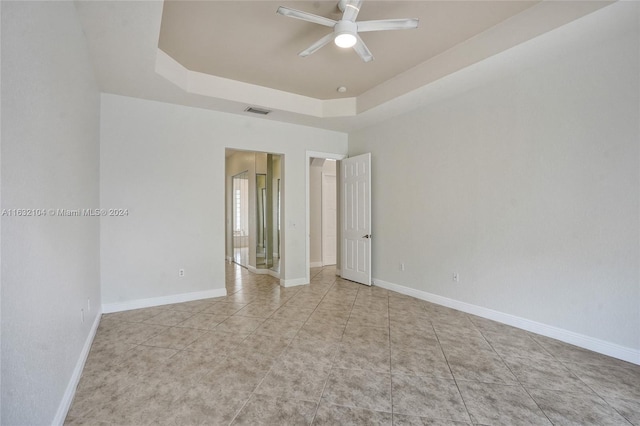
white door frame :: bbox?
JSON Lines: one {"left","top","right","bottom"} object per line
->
{"left": 305, "top": 151, "right": 347, "bottom": 284}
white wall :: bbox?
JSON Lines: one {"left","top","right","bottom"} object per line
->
{"left": 101, "top": 94, "right": 347, "bottom": 303}
{"left": 1, "top": 5, "right": 4, "bottom": 422}
{"left": 349, "top": 2, "right": 639, "bottom": 359}
{"left": 1, "top": 2, "right": 101, "bottom": 424}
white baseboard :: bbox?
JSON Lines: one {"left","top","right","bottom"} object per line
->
{"left": 102, "top": 288, "right": 228, "bottom": 314}
{"left": 248, "top": 265, "right": 280, "bottom": 279}
{"left": 280, "top": 277, "right": 309, "bottom": 288}
{"left": 267, "top": 269, "right": 280, "bottom": 279}
{"left": 310, "top": 262, "right": 337, "bottom": 268}
{"left": 373, "top": 278, "right": 640, "bottom": 366}
{"left": 52, "top": 309, "right": 102, "bottom": 426}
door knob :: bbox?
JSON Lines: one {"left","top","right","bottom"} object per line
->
{"left": 361, "top": 234, "right": 371, "bottom": 239}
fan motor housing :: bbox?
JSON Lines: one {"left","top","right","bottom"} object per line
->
{"left": 335, "top": 19, "right": 357, "bottom": 34}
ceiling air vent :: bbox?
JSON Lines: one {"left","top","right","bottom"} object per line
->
{"left": 245, "top": 106, "right": 271, "bottom": 115}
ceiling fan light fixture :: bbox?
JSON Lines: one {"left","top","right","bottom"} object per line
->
{"left": 333, "top": 20, "right": 358, "bottom": 48}
{"left": 334, "top": 32, "right": 357, "bottom": 48}
{"left": 277, "top": 1, "right": 418, "bottom": 62}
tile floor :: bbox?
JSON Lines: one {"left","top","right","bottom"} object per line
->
{"left": 66, "top": 264, "right": 640, "bottom": 425}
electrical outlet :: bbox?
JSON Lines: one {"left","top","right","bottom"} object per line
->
{"left": 453, "top": 272, "right": 459, "bottom": 282}
{"left": 400, "top": 262, "right": 405, "bottom": 271}
{"left": 179, "top": 268, "right": 185, "bottom": 278}
{"left": 80, "top": 308, "right": 85, "bottom": 324}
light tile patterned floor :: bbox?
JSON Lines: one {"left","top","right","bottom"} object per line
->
{"left": 66, "top": 264, "right": 640, "bottom": 425}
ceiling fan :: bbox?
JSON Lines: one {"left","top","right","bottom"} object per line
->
{"left": 276, "top": 0, "right": 419, "bottom": 62}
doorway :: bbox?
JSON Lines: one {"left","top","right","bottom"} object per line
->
{"left": 321, "top": 172, "right": 337, "bottom": 265}
{"left": 309, "top": 158, "right": 337, "bottom": 268}
{"left": 306, "top": 151, "right": 346, "bottom": 283}
{"left": 226, "top": 149, "right": 282, "bottom": 277}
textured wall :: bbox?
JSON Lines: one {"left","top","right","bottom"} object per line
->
{"left": 349, "top": 3, "right": 639, "bottom": 352}
{"left": 1, "top": 2, "right": 101, "bottom": 424}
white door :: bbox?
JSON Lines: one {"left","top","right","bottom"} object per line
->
{"left": 322, "top": 173, "right": 337, "bottom": 265}
{"left": 341, "top": 153, "right": 372, "bottom": 286}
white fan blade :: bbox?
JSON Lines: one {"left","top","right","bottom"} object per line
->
{"left": 276, "top": 6, "right": 336, "bottom": 28}
{"left": 357, "top": 18, "right": 419, "bottom": 32}
{"left": 299, "top": 32, "right": 335, "bottom": 57}
{"left": 353, "top": 34, "right": 373, "bottom": 62}
{"left": 342, "top": 0, "right": 363, "bottom": 22}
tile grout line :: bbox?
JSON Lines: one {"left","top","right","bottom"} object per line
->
{"left": 471, "top": 321, "right": 622, "bottom": 425}
{"left": 307, "top": 274, "right": 371, "bottom": 424}
{"left": 386, "top": 289, "right": 395, "bottom": 423}
{"left": 227, "top": 270, "right": 307, "bottom": 425}
{"left": 224, "top": 268, "right": 298, "bottom": 425}
{"left": 473, "top": 324, "right": 557, "bottom": 425}
{"left": 75, "top": 265, "right": 640, "bottom": 425}
{"left": 428, "top": 311, "right": 474, "bottom": 425}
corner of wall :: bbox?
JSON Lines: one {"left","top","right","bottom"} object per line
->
{"left": 52, "top": 311, "right": 102, "bottom": 426}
